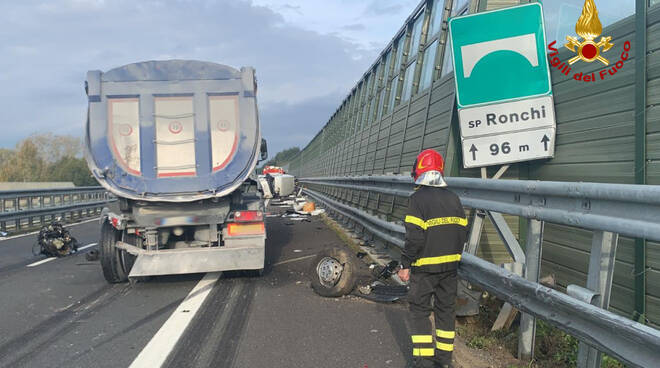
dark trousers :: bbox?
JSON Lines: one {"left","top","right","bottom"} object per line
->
{"left": 407, "top": 270, "right": 457, "bottom": 367}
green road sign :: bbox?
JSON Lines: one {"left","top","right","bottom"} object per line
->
{"left": 448, "top": 3, "right": 552, "bottom": 108}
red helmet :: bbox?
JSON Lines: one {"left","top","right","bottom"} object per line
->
{"left": 412, "top": 149, "right": 444, "bottom": 180}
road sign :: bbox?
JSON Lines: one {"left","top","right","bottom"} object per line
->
{"left": 462, "top": 127, "right": 555, "bottom": 168}
{"left": 449, "top": 3, "right": 556, "bottom": 168}
{"left": 448, "top": 3, "right": 551, "bottom": 108}
{"left": 458, "top": 96, "right": 555, "bottom": 138}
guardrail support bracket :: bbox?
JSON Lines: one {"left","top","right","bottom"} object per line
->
{"left": 518, "top": 219, "right": 544, "bottom": 361}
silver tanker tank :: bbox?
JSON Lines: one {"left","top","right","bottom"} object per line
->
{"left": 84, "top": 60, "right": 269, "bottom": 282}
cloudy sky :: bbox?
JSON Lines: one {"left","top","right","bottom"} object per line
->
{"left": 0, "top": 0, "right": 418, "bottom": 156}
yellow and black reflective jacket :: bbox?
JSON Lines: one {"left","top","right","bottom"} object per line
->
{"left": 401, "top": 185, "right": 468, "bottom": 273}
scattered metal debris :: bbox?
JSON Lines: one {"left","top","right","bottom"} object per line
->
{"left": 33, "top": 221, "right": 79, "bottom": 257}
{"left": 85, "top": 249, "right": 100, "bottom": 261}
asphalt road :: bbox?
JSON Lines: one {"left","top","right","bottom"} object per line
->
{"left": 0, "top": 213, "right": 412, "bottom": 368}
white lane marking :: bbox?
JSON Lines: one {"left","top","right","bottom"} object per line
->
{"left": 0, "top": 218, "right": 99, "bottom": 243}
{"left": 77, "top": 242, "right": 98, "bottom": 251}
{"left": 129, "top": 272, "right": 221, "bottom": 368}
{"left": 26, "top": 257, "right": 57, "bottom": 267}
{"left": 271, "top": 254, "right": 316, "bottom": 267}
{"left": 26, "top": 243, "right": 97, "bottom": 268}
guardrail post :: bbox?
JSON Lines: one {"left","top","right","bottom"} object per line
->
{"left": 518, "top": 219, "right": 544, "bottom": 361}
{"left": 576, "top": 230, "right": 619, "bottom": 368}
{"left": 456, "top": 209, "right": 487, "bottom": 316}
{"left": 465, "top": 209, "right": 485, "bottom": 254}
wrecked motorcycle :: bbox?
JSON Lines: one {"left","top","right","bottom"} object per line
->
{"left": 33, "top": 221, "right": 79, "bottom": 257}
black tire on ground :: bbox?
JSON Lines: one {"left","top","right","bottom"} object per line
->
{"left": 310, "top": 247, "right": 358, "bottom": 297}
{"left": 100, "top": 221, "right": 128, "bottom": 283}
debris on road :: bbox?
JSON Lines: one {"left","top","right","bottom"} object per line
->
{"left": 302, "top": 201, "right": 315, "bottom": 212}
{"left": 85, "top": 249, "right": 100, "bottom": 261}
{"left": 33, "top": 221, "right": 79, "bottom": 257}
{"left": 310, "top": 247, "right": 358, "bottom": 297}
{"left": 310, "top": 244, "right": 408, "bottom": 303}
{"left": 282, "top": 211, "right": 307, "bottom": 218}
{"left": 270, "top": 200, "right": 296, "bottom": 207}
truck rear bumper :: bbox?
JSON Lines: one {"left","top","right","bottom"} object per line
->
{"left": 126, "top": 240, "right": 265, "bottom": 277}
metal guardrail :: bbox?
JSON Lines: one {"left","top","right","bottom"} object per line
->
{"left": 300, "top": 176, "right": 660, "bottom": 368}
{"left": 459, "top": 253, "right": 660, "bottom": 368}
{"left": 0, "top": 187, "right": 112, "bottom": 232}
{"left": 301, "top": 175, "right": 660, "bottom": 242}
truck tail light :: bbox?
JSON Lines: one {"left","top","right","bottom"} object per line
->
{"left": 226, "top": 222, "right": 265, "bottom": 236}
{"left": 233, "top": 211, "right": 263, "bottom": 222}
{"left": 108, "top": 214, "right": 124, "bottom": 230}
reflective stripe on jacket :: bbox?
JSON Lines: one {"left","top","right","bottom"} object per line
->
{"left": 401, "top": 186, "right": 468, "bottom": 272}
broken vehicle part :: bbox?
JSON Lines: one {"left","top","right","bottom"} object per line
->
{"left": 310, "top": 247, "right": 358, "bottom": 297}
{"left": 34, "top": 221, "right": 79, "bottom": 257}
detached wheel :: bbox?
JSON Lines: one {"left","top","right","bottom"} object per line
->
{"left": 100, "top": 221, "right": 128, "bottom": 283}
{"left": 311, "top": 247, "right": 358, "bottom": 297}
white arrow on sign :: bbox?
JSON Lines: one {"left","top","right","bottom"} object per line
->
{"left": 462, "top": 127, "right": 555, "bottom": 168}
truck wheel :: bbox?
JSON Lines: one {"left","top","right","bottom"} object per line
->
{"left": 121, "top": 233, "right": 140, "bottom": 276}
{"left": 100, "top": 221, "right": 128, "bottom": 283}
{"left": 310, "top": 247, "right": 357, "bottom": 297}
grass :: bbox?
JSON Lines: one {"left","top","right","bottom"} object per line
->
{"left": 466, "top": 334, "right": 499, "bottom": 350}
{"left": 456, "top": 295, "right": 626, "bottom": 368}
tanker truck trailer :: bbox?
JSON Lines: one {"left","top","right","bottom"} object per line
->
{"left": 84, "top": 60, "right": 269, "bottom": 283}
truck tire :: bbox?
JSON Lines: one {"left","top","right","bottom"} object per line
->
{"left": 100, "top": 221, "right": 128, "bottom": 283}
{"left": 121, "top": 233, "right": 139, "bottom": 276}
{"left": 311, "top": 247, "right": 358, "bottom": 297}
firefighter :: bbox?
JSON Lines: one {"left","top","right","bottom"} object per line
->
{"left": 397, "top": 149, "right": 468, "bottom": 368}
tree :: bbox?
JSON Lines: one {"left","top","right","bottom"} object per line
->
{"left": 47, "top": 157, "right": 97, "bottom": 186}
{"left": 0, "top": 139, "right": 46, "bottom": 182}
{"left": 0, "top": 149, "right": 14, "bottom": 166}
{"left": 28, "top": 133, "right": 82, "bottom": 163}
{"left": 0, "top": 133, "right": 95, "bottom": 186}
{"left": 262, "top": 147, "right": 301, "bottom": 168}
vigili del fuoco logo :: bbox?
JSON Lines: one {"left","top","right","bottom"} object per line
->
{"left": 547, "top": 0, "right": 631, "bottom": 83}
